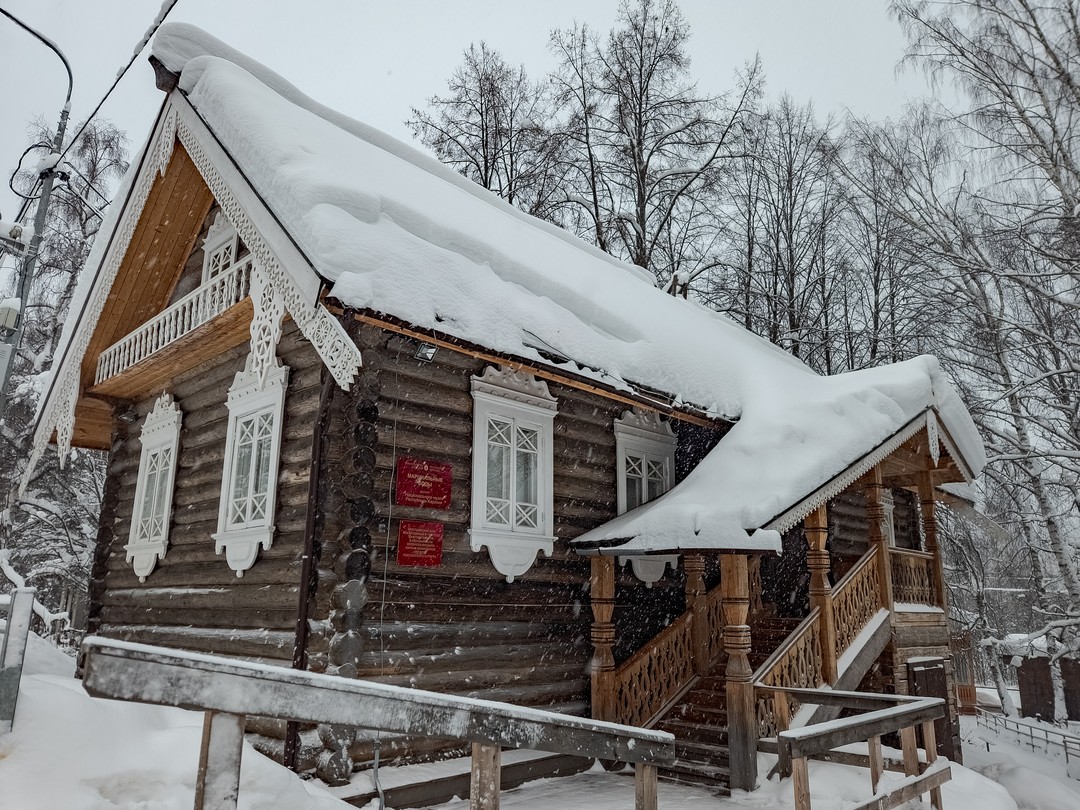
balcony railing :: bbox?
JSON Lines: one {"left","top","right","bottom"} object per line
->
{"left": 95, "top": 257, "right": 252, "bottom": 385}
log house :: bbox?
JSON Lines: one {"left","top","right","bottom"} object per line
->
{"left": 28, "top": 24, "right": 986, "bottom": 800}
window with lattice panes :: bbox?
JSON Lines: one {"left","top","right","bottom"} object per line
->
{"left": 469, "top": 366, "right": 557, "bottom": 581}
{"left": 125, "top": 393, "right": 182, "bottom": 582}
{"left": 614, "top": 410, "right": 677, "bottom": 515}
{"left": 201, "top": 210, "right": 239, "bottom": 284}
{"left": 226, "top": 408, "right": 275, "bottom": 528}
{"left": 213, "top": 363, "right": 289, "bottom": 576}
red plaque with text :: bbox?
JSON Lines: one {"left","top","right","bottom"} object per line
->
{"left": 395, "top": 457, "right": 453, "bottom": 509}
{"left": 397, "top": 520, "right": 444, "bottom": 567}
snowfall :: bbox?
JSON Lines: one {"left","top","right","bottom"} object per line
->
{"left": 0, "top": 632, "right": 1077, "bottom": 809}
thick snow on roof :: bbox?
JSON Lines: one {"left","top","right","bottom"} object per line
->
{"left": 151, "top": 24, "right": 984, "bottom": 553}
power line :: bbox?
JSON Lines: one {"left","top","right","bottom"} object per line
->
{"left": 55, "top": 0, "right": 182, "bottom": 167}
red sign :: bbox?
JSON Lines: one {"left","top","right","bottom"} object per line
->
{"left": 395, "top": 457, "right": 453, "bottom": 509}
{"left": 397, "top": 520, "right": 444, "bottom": 567}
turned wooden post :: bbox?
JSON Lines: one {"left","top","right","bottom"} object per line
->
{"left": 864, "top": 467, "right": 894, "bottom": 611}
{"left": 590, "top": 556, "right": 617, "bottom": 723}
{"left": 685, "top": 554, "right": 710, "bottom": 675}
{"left": 805, "top": 505, "right": 837, "bottom": 683}
{"left": 917, "top": 470, "right": 948, "bottom": 612}
{"left": 721, "top": 553, "right": 757, "bottom": 791}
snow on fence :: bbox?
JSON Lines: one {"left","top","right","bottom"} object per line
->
{"left": 80, "top": 637, "right": 676, "bottom": 810}
{"left": 763, "top": 686, "right": 950, "bottom": 810}
{"left": 975, "top": 707, "right": 1080, "bottom": 779}
{"left": 0, "top": 587, "right": 35, "bottom": 733}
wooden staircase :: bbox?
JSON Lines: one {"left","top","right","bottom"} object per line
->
{"left": 655, "top": 617, "right": 801, "bottom": 793}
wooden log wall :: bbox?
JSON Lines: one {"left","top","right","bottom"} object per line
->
{"left": 308, "top": 327, "right": 718, "bottom": 769}
{"left": 92, "top": 322, "right": 320, "bottom": 673}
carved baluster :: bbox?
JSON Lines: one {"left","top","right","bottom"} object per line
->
{"left": 917, "top": 469, "right": 948, "bottom": 611}
{"left": 722, "top": 553, "right": 757, "bottom": 791}
{"left": 590, "top": 556, "right": 616, "bottom": 723}
{"left": 805, "top": 505, "right": 837, "bottom": 683}
{"left": 864, "top": 467, "right": 893, "bottom": 611}
{"left": 685, "top": 554, "right": 709, "bottom": 675}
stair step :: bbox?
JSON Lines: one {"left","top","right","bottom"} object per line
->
{"left": 658, "top": 718, "right": 729, "bottom": 746}
{"left": 673, "top": 739, "right": 731, "bottom": 764}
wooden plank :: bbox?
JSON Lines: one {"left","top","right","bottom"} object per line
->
{"left": 634, "top": 763, "right": 657, "bottom": 810}
{"left": 81, "top": 639, "right": 675, "bottom": 765}
{"left": 0, "top": 588, "right": 36, "bottom": 733}
{"left": 792, "top": 756, "right": 811, "bottom": 810}
{"left": 850, "top": 764, "right": 951, "bottom": 810}
{"left": 780, "top": 700, "right": 945, "bottom": 760}
{"left": 470, "top": 743, "right": 501, "bottom": 810}
{"left": 900, "top": 725, "right": 919, "bottom": 777}
{"left": 195, "top": 710, "right": 245, "bottom": 810}
{"left": 868, "top": 735, "right": 883, "bottom": 794}
{"left": 922, "top": 720, "right": 943, "bottom": 810}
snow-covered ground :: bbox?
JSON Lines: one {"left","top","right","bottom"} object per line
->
{"left": 2, "top": 633, "right": 1079, "bottom": 809}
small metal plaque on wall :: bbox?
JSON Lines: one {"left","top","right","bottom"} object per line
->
{"left": 397, "top": 520, "right": 444, "bottom": 567}
{"left": 395, "top": 457, "right": 453, "bottom": 509}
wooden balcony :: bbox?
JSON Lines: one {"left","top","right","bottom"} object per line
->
{"left": 90, "top": 258, "right": 253, "bottom": 400}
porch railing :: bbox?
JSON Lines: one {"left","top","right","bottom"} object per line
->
{"left": 832, "top": 548, "right": 884, "bottom": 657}
{"left": 612, "top": 609, "right": 696, "bottom": 728}
{"left": 753, "top": 608, "right": 824, "bottom": 737}
{"left": 94, "top": 256, "right": 253, "bottom": 385}
{"left": 891, "top": 549, "right": 935, "bottom": 606}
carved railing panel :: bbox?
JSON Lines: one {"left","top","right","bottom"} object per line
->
{"left": 705, "top": 587, "right": 725, "bottom": 664}
{"left": 612, "top": 610, "right": 695, "bottom": 728}
{"left": 95, "top": 256, "right": 253, "bottom": 384}
{"left": 891, "top": 549, "right": 935, "bottom": 606}
{"left": 753, "top": 609, "right": 823, "bottom": 738}
{"left": 831, "top": 547, "right": 882, "bottom": 658}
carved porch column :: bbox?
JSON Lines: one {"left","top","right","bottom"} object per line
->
{"left": 805, "top": 505, "right": 837, "bottom": 684}
{"left": 685, "top": 554, "right": 710, "bottom": 675}
{"left": 721, "top": 553, "right": 757, "bottom": 791}
{"left": 917, "top": 469, "right": 948, "bottom": 611}
{"left": 590, "top": 556, "right": 617, "bottom": 723}
{"left": 864, "top": 467, "right": 894, "bottom": 611}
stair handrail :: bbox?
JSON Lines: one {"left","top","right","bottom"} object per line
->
{"left": 890, "top": 548, "right": 938, "bottom": 606}
{"left": 765, "top": 686, "right": 949, "bottom": 810}
{"left": 611, "top": 608, "right": 696, "bottom": 728}
{"left": 830, "top": 546, "right": 884, "bottom": 660}
{"left": 752, "top": 607, "right": 824, "bottom": 737}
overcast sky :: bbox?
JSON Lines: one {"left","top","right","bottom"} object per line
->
{"left": 0, "top": 1, "right": 937, "bottom": 230}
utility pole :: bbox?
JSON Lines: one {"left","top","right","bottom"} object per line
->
{"left": 0, "top": 9, "right": 73, "bottom": 415}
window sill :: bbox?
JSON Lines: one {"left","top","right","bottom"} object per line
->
{"left": 124, "top": 538, "right": 168, "bottom": 582}
{"left": 469, "top": 528, "right": 554, "bottom": 582}
{"left": 213, "top": 524, "right": 275, "bottom": 576}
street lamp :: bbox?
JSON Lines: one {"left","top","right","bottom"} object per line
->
{"left": 0, "top": 8, "right": 73, "bottom": 413}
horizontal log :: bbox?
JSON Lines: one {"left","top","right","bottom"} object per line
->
{"left": 850, "top": 762, "right": 951, "bottom": 810}
{"left": 779, "top": 699, "right": 945, "bottom": 760}
{"left": 82, "top": 639, "right": 674, "bottom": 765}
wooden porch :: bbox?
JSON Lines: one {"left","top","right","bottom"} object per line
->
{"left": 586, "top": 454, "right": 957, "bottom": 803}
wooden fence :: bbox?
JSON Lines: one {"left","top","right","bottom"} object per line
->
{"left": 768, "top": 687, "right": 950, "bottom": 810}
{"left": 81, "top": 637, "right": 675, "bottom": 810}
{"left": 0, "top": 587, "right": 35, "bottom": 733}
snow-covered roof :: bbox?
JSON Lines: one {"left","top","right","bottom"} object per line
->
{"left": 142, "top": 25, "right": 985, "bottom": 554}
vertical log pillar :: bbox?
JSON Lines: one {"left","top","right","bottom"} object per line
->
{"left": 590, "top": 556, "right": 617, "bottom": 723}
{"left": 721, "top": 553, "right": 757, "bottom": 791}
{"left": 195, "top": 711, "right": 245, "bottom": 810}
{"left": 805, "top": 505, "right": 837, "bottom": 684}
{"left": 470, "top": 742, "right": 501, "bottom": 810}
{"left": 685, "top": 554, "right": 709, "bottom": 675}
{"left": 917, "top": 469, "right": 948, "bottom": 611}
{"left": 864, "top": 467, "right": 894, "bottom": 611}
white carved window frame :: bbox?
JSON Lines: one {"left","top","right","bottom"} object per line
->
{"left": 213, "top": 362, "right": 289, "bottom": 576}
{"left": 201, "top": 210, "right": 239, "bottom": 284}
{"left": 614, "top": 409, "right": 679, "bottom": 587}
{"left": 125, "top": 393, "right": 183, "bottom": 582}
{"left": 469, "top": 366, "right": 557, "bottom": 582}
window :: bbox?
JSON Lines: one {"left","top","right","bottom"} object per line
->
{"left": 470, "top": 366, "right": 557, "bottom": 581}
{"left": 614, "top": 409, "right": 679, "bottom": 587}
{"left": 214, "top": 363, "right": 289, "bottom": 576}
{"left": 614, "top": 410, "right": 676, "bottom": 515}
{"left": 201, "top": 210, "right": 239, "bottom": 283}
{"left": 125, "top": 393, "right": 182, "bottom": 582}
